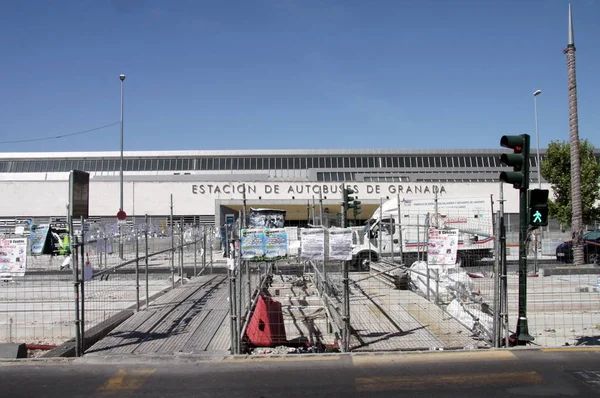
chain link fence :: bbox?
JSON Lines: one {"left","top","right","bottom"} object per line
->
{"left": 0, "top": 217, "right": 214, "bottom": 356}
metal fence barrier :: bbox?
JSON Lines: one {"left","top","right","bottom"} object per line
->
{"left": 1, "top": 218, "right": 214, "bottom": 357}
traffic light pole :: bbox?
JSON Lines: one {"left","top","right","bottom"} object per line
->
{"left": 516, "top": 185, "right": 534, "bottom": 344}
{"left": 500, "top": 133, "right": 534, "bottom": 345}
{"left": 517, "top": 134, "right": 534, "bottom": 344}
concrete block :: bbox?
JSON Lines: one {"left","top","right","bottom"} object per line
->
{"left": 0, "top": 343, "right": 27, "bottom": 359}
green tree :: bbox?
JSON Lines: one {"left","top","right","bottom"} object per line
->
{"left": 540, "top": 140, "right": 600, "bottom": 228}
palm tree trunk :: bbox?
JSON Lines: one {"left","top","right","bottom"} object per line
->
{"left": 565, "top": 44, "right": 584, "bottom": 265}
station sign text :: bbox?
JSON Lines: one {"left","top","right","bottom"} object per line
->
{"left": 191, "top": 183, "right": 447, "bottom": 197}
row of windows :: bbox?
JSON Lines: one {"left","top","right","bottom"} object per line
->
{"left": 0, "top": 154, "right": 548, "bottom": 174}
{"left": 362, "top": 176, "right": 411, "bottom": 182}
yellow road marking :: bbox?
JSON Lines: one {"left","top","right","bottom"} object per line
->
{"left": 541, "top": 347, "right": 600, "bottom": 352}
{"left": 352, "top": 350, "right": 516, "bottom": 367}
{"left": 356, "top": 371, "right": 542, "bottom": 392}
{"left": 97, "top": 369, "right": 156, "bottom": 395}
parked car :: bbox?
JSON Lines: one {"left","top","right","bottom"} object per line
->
{"left": 555, "top": 231, "right": 600, "bottom": 264}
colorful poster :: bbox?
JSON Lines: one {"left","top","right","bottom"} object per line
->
{"left": 0, "top": 238, "right": 28, "bottom": 276}
{"left": 328, "top": 228, "right": 353, "bottom": 261}
{"left": 29, "top": 224, "right": 50, "bottom": 255}
{"left": 427, "top": 228, "right": 459, "bottom": 268}
{"left": 300, "top": 228, "right": 325, "bottom": 260}
{"left": 241, "top": 229, "right": 265, "bottom": 260}
{"left": 264, "top": 229, "right": 288, "bottom": 260}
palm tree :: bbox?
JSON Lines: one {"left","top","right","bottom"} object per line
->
{"left": 564, "top": 4, "right": 584, "bottom": 265}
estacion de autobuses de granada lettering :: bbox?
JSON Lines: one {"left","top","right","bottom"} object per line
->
{"left": 191, "top": 183, "right": 447, "bottom": 196}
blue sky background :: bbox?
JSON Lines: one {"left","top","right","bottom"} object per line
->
{"left": 1, "top": 0, "right": 599, "bottom": 152}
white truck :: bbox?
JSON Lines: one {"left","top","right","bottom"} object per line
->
{"left": 351, "top": 197, "right": 494, "bottom": 270}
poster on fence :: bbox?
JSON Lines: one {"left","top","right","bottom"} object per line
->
{"left": 29, "top": 224, "right": 50, "bottom": 255}
{"left": 328, "top": 228, "right": 353, "bottom": 261}
{"left": 264, "top": 229, "right": 288, "bottom": 260}
{"left": 285, "top": 227, "right": 300, "bottom": 256}
{"left": 300, "top": 228, "right": 325, "bottom": 260}
{"left": 0, "top": 238, "right": 28, "bottom": 276}
{"left": 241, "top": 229, "right": 266, "bottom": 260}
{"left": 427, "top": 228, "right": 459, "bottom": 268}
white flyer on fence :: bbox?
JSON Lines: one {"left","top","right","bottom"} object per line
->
{"left": 427, "top": 228, "right": 459, "bottom": 268}
{"left": 300, "top": 228, "right": 325, "bottom": 260}
{"left": 328, "top": 228, "right": 353, "bottom": 261}
{"left": 0, "top": 238, "right": 28, "bottom": 276}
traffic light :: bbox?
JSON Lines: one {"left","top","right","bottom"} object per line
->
{"left": 499, "top": 134, "right": 530, "bottom": 190}
{"left": 343, "top": 187, "right": 355, "bottom": 215}
{"left": 528, "top": 189, "right": 549, "bottom": 227}
{"left": 352, "top": 200, "right": 362, "bottom": 217}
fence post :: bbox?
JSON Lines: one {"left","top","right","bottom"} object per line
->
{"left": 170, "top": 195, "right": 175, "bottom": 289}
{"left": 104, "top": 235, "right": 107, "bottom": 268}
{"left": 193, "top": 229, "right": 198, "bottom": 278}
{"left": 180, "top": 217, "right": 184, "bottom": 286}
{"left": 144, "top": 214, "right": 150, "bottom": 310}
{"left": 426, "top": 261, "right": 431, "bottom": 301}
{"left": 434, "top": 269, "right": 440, "bottom": 305}
{"left": 202, "top": 226, "right": 207, "bottom": 272}
{"left": 493, "top": 211, "right": 500, "bottom": 348}
{"left": 236, "top": 244, "right": 242, "bottom": 354}
{"left": 135, "top": 224, "right": 140, "bottom": 312}
{"left": 499, "top": 183, "right": 509, "bottom": 346}
{"left": 209, "top": 226, "right": 213, "bottom": 275}
{"left": 79, "top": 215, "right": 86, "bottom": 355}
{"left": 229, "top": 265, "right": 237, "bottom": 354}
{"left": 246, "top": 261, "right": 251, "bottom": 314}
{"left": 72, "top": 235, "right": 81, "bottom": 357}
{"left": 342, "top": 259, "right": 350, "bottom": 352}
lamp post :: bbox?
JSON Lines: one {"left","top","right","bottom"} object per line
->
{"left": 533, "top": 89, "right": 542, "bottom": 273}
{"left": 119, "top": 74, "right": 126, "bottom": 214}
{"left": 533, "top": 89, "right": 542, "bottom": 188}
{"left": 119, "top": 74, "right": 125, "bottom": 259}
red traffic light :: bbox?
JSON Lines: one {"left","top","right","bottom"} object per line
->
{"left": 500, "top": 135, "right": 527, "bottom": 153}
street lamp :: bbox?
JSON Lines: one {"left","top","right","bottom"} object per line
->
{"left": 119, "top": 74, "right": 125, "bottom": 259}
{"left": 533, "top": 89, "right": 542, "bottom": 188}
{"left": 119, "top": 74, "right": 126, "bottom": 213}
{"left": 533, "top": 89, "right": 542, "bottom": 273}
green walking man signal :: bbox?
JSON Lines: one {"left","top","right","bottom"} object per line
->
{"left": 528, "top": 189, "right": 549, "bottom": 227}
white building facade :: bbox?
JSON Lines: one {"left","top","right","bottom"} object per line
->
{"left": 0, "top": 148, "right": 586, "bottom": 229}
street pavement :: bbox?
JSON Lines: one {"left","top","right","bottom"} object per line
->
{"left": 1, "top": 348, "right": 600, "bottom": 397}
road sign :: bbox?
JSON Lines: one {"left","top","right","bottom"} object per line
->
{"left": 117, "top": 210, "right": 127, "bottom": 221}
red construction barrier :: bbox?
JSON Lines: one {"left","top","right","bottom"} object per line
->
{"left": 246, "top": 295, "right": 287, "bottom": 347}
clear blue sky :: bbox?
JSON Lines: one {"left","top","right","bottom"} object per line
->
{"left": 1, "top": 0, "right": 599, "bottom": 153}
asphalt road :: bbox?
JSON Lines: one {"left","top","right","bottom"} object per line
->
{"left": 2, "top": 348, "right": 600, "bottom": 397}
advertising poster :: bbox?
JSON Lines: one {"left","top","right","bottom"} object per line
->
{"left": 241, "top": 229, "right": 265, "bottom": 260}
{"left": 0, "top": 238, "right": 28, "bottom": 276}
{"left": 264, "top": 229, "right": 288, "bottom": 260}
{"left": 300, "top": 228, "right": 325, "bottom": 260}
{"left": 248, "top": 209, "right": 286, "bottom": 229}
{"left": 427, "top": 228, "right": 459, "bottom": 268}
{"left": 29, "top": 224, "right": 50, "bottom": 255}
{"left": 328, "top": 228, "right": 353, "bottom": 261}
